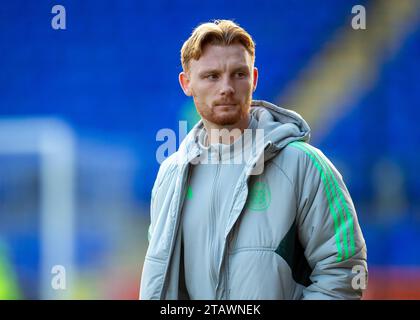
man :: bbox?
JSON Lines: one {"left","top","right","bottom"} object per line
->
{"left": 140, "top": 20, "right": 367, "bottom": 300}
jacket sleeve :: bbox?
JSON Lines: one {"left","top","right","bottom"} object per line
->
{"left": 147, "top": 172, "right": 160, "bottom": 243}
{"left": 147, "top": 159, "right": 171, "bottom": 243}
{"left": 147, "top": 153, "right": 179, "bottom": 242}
{"left": 291, "top": 142, "right": 368, "bottom": 299}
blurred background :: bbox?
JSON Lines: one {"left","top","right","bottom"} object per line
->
{"left": 0, "top": 0, "right": 419, "bottom": 299}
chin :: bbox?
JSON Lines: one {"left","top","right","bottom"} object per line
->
{"left": 198, "top": 103, "right": 248, "bottom": 126}
{"left": 210, "top": 112, "right": 244, "bottom": 126}
{"left": 212, "top": 119, "right": 238, "bottom": 126}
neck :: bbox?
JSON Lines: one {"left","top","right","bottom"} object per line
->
{"left": 202, "top": 113, "right": 250, "bottom": 146}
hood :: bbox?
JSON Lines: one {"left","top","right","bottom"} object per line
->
{"left": 248, "top": 100, "right": 310, "bottom": 150}
{"left": 178, "top": 100, "right": 311, "bottom": 169}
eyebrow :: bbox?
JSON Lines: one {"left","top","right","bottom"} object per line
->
{"left": 198, "top": 69, "right": 220, "bottom": 77}
{"left": 198, "top": 65, "right": 250, "bottom": 77}
{"left": 231, "top": 66, "right": 250, "bottom": 73}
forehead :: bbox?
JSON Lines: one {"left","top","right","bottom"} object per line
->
{"left": 190, "top": 44, "right": 252, "bottom": 72}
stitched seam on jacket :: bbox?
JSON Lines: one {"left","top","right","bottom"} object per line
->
{"left": 268, "top": 160, "right": 298, "bottom": 206}
{"left": 229, "top": 247, "right": 277, "bottom": 254}
{"left": 145, "top": 255, "right": 166, "bottom": 264}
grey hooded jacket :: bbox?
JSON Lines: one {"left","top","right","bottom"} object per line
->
{"left": 140, "top": 100, "right": 368, "bottom": 300}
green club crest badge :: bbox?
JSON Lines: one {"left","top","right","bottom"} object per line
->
{"left": 246, "top": 181, "right": 271, "bottom": 211}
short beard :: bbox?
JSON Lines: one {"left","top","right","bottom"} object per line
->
{"left": 193, "top": 96, "right": 252, "bottom": 127}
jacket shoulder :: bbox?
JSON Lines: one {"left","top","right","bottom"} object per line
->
{"left": 271, "top": 141, "right": 311, "bottom": 169}
{"left": 272, "top": 141, "right": 345, "bottom": 192}
{"left": 270, "top": 141, "right": 335, "bottom": 183}
{"left": 273, "top": 141, "right": 330, "bottom": 166}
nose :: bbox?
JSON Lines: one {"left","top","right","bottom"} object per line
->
{"left": 219, "top": 77, "right": 234, "bottom": 96}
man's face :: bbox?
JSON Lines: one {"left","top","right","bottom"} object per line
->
{"left": 179, "top": 43, "right": 258, "bottom": 127}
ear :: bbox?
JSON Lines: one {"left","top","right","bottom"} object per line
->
{"left": 252, "top": 67, "right": 258, "bottom": 92}
{"left": 179, "top": 71, "right": 192, "bottom": 96}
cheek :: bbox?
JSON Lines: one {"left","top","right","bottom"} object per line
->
{"left": 191, "top": 89, "right": 209, "bottom": 108}
{"left": 192, "top": 83, "right": 214, "bottom": 101}
{"left": 237, "top": 81, "right": 253, "bottom": 95}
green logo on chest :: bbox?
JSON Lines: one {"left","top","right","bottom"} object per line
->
{"left": 245, "top": 181, "right": 271, "bottom": 211}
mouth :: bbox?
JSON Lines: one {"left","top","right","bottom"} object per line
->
{"left": 214, "top": 103, "right": 237, "bottom": 108}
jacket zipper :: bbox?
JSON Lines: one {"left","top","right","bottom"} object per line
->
{"left": 209, "top": 154, "right": 221, "bottom": 288}
{"left": 215, "top": 175, "right": 252, "bottom": 299}
{"left": 215, "top": 141, "right": 272, "bottom": 298}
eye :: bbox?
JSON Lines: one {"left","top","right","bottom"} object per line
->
{"left": 206, "top": 74, "right": 219, "bottom": 80}
{"left": 235, "top": 72, "right": 247, "bottom": 78}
